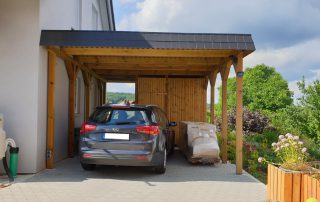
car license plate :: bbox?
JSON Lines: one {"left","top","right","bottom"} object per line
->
{"left": 104, "top": 133, "right": 129, "bottom": 140}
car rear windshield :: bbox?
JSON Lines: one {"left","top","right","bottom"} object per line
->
{"left": 89, "top": 108, "right": 150, "bottom": 125}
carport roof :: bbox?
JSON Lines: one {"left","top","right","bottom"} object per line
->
{"left": 40, "top": 30, "right": 255, "bottom": 52}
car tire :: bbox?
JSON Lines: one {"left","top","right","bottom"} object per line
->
{"left": 154, "top": 148, "right": 167, "bottom": 174}
{"left": 81, "top": 162, "right": 96, "bottom": 171}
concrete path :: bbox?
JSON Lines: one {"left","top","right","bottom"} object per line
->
{"left": 0, "top": 152, "right": 266, "bottom": 202}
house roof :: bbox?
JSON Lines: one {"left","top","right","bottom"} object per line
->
{"left": 40, "top": 30, "right": 255, "bottom": 52}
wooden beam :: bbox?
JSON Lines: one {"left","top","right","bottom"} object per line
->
{"left": 89, "top": 64, "right": 212, "bottom": 71}
{"left": 220, "top": 61, "right": 232, "bottom": 164}
{"left": 65, "top": 61, "right": 76, "bottom": 158}
{"left": 82, "top": 70, "right": 92, "bottom": 120}
{"left": 209, "top": 69, "right": 219, "bottom": 124}
{"left": 47, "top": 50, "right": 56, "bottom": 169}
{"left": 62, "top": 47, "right": 238, "bottom": 58}
{"left": 95, "top": 69, "right": 210, "bottom": 77}
{"left": 47, "top": 46, "right": 106, "bottom": 82}
{"left": 234, "top": 52, "right": 244, "bottom": 175}
{"left": 78, "top": 56, "right": 224, "bottom": 66}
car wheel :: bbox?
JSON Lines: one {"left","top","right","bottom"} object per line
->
{"left": 154, "top": 148, "right": 167, "bottom": 174}
{"left": 81, "top": 162, "right": 96, "bottom": 171}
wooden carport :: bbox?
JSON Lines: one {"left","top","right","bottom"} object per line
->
{"left": 40, "top": 30, "right": 255, "bottom": 174}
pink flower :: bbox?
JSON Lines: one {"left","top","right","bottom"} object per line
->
{"left": 298, "top": 141, "right": 303, "bottom": 145}
{"left": 279, "top": 135, "right": 284, "bottom": 139}
{"left": 285, "top": 143, "right": 289, "bottom": 147}
{"left": 285, "top": 133, "right": 292, "bottom": 137}
{"left": 293, "top": 136, "right": 299, "bottom": 140}
{"left": 302, "top": 148, "right": 307, "bottom": 153}
{"left": 271, "top": 142, "right": 276, "bottom": 147}
{"left": 281, "top": 138, "right": 287, "bottom": 142}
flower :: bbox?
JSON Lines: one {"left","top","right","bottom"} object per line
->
{"left": 293, "top": 142, "right": 297, "bottom": 145}
{"left": 271, "top": 142, "right": 276, "bottom": 147}
{"left": 285, "top": 143, "right": 290, "bottom": 147}
{"left": 298, "top": 141, "right": 303, "bottom": 145}
{"left": 286, "top": 133, "right": 293, "bottom": 139}
{"left": 281, "top": 138, "right": 287, "bottom": 142}
{"left": 294, "top": 136, "right": 299, "bottom": 140}
{"left": 258, "top": 157, "right": 264, "bottom": 163}
{"left": 302, "top": 148, "right": 307, "bottom": 153}
{"left": 279, "top": 135, "right": 284, "bottom": 139}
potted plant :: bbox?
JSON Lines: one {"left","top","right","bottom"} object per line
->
{"left": 259, "top": 133, "right": 320, "bottom": 202}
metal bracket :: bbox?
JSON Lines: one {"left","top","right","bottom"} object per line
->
{"left": 46, "top": 150, "right": 52, "bottom": 160}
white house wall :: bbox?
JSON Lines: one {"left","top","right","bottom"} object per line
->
{"left": 75, "top": 71, "right": 85, "bottom": 128}
{"left": 53, "top": 58, "right": 69, "bottom": 162}
{"left": 0, "top": 0, "right": 108, "bottom": 173}
{"left": 0, "top": 0, "right": 42, "bottom": 173}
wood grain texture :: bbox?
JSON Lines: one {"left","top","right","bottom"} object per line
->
{"left": 47, "top": 51, "right": 56, "bottom": 169}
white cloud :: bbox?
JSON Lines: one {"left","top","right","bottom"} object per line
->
{"left": 288, "top": 69, "right": 320, "bottom": 101}
{"left": 118, "top": 0, "right": 137, "bottom": 5}
{"left": 115, "top": 0, "right": 320, "bottom": 101}
{"left": 118, "top": 0, "right": 320, "bottom": 48}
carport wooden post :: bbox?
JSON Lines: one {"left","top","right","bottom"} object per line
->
{"left": 47, "top": 50, "right": 56, "bottom": 169}
{"left": 65, "top": 61, "right": 78, "bottom": 158}
{"left": 209, "top": 69, "right": 219, "bottom": 124}
{"left": 82, "top": 70, "right": 92, "bottom": 120}
{"left": 96, "top": 80, "right": 102, "bottom": 106}
{"left": 102, "top": 82, "right": 106, "bottom": 104}
{"left": 221, "top": 61, "right": 231, "bottom": 164}
{"left": 235, "top": 53, "right": 244, "bottom": 175}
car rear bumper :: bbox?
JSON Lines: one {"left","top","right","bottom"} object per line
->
{"left": 80, "top": 147, "right": 163, "bottom": 167}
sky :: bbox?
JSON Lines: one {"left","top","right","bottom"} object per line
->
{"left": 110, "top": 0, "right": 320, "bottom": 102}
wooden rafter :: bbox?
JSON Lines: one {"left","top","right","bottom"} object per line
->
{"left": 78, "top": 56, "right": 224, "bottom": 66}
{"left": 48, "top": 46, "right": 106, "bottom": 83}
{"left": 62, "top": 47, "right": 239, "bottom": 58}
{"left": 89, "top": 64, "right": 213, "bottom": 72}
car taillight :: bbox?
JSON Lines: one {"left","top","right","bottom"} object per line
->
{"left": 80, "top": 123, "right": 96, "bottom": 133}
{"left": 136, "top": 126, "right": 159, "bottom": 135}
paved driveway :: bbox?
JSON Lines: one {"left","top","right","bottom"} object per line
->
{"left": 0, "top": 152, "right": 266, "bottom": 202}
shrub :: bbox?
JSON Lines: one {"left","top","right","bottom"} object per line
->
{"left": 228, "top": 108, "right": 270, "bottom": 135}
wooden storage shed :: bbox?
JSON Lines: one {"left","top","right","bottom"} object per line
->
{"left": 40, "top": 30, "right": 255, "bottom": 174}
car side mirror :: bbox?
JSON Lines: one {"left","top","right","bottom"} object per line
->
{"left": 168, "top": 122, "right": 177, "bottom": 127}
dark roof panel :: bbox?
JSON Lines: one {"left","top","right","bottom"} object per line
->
{"left": 40, "top": 30, "right": 255, "bottom": 51}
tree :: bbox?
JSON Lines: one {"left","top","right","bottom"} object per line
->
{"left": 216, "top": 64, "right": 293, "bottom": 114}
{"left": 297, "top": 79, "right": 320, "bottom": 142}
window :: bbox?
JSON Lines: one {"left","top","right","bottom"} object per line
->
{"left": 90, "top": 108, "right": 148, "bottom": 125}
{"left": 75, "top": 77, "right": 81, "bottom": 114}
{"left": 92, "top": 4, "right": 98, "bottom": 30}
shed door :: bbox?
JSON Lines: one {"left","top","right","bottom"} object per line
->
{"left": 168, "top": 78, "right": 207, "bottom": 145}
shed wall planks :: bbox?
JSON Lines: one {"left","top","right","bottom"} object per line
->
{"left": 137, "top": 77, "right": 207, "bottom": 147}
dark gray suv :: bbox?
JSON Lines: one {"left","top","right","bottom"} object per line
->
{"left": 79, "top": 104, "right": 176, "bottom": 174}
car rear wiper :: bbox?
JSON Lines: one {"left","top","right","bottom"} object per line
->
{"left": 114, "top": 121, "right": 136, "bottom": 125}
